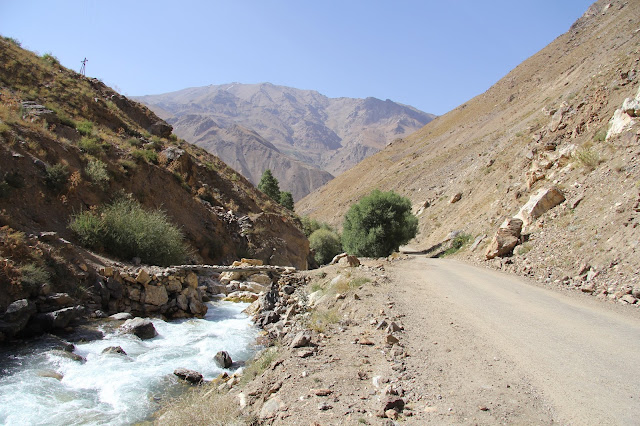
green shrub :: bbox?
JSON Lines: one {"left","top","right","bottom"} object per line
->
{"left": 257, "top": 169, "right": 280, "bottom": 201}
{"left": 69, "top": 196, "right": 188, "bottom": 266}
{"left": 575, "top": 146, "right": 602, "bottom": 171}
{"left": 132, "top": 149, "right": 158, "bottom": 164}
{"left": 69, "top": 210, "right": 104, "bottom": 248}
{"left": 20, "top": 263, "right": 50, "bottom": 293}
{"left": 300, "top": 216, "right": 332, "bottom": 238}
{"left": 44, "top": 164, "right": 69, "bottom": 191}
{"left": 342, "top": 189, "right": 418, "bottom": 257}
{"left": 441, "top": 233, "right": 472, "bottom": 256}
{"left": 3, "top": 37, "right": 21, "bottom": 47}
{"left": 76, "top": 120, "right": 93, "bottom": 136}
{"left": 309, "top": 228, "right": 342, "bottom": 265}
{"left": 85, "top": 159, "right": 109, "bottom": 187}
{"left": 279, "top": 191, "right": 294, "bottom": 211}
{"left": 78, "top": 136, "right": 102, "bottom": 155}
{"left": 41, "top": 52, "right": 59, "bottom": 65}
{"left": 127, "top": 137, "right": 143, "bottom": 148}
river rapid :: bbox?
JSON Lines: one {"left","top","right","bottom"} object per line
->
{"left": 0, "top": 301, "right": 258, "bottom": 425}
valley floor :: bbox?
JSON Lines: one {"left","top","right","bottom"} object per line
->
{"left": 237, "top": 256, "right": 640, "bottom": 425}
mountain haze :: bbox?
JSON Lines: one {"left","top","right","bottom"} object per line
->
{"left": 299, "top": 0, "right": 640, "bottom": 300}
{"left": 135, "top": 83, "right": 434, "bottom": 200}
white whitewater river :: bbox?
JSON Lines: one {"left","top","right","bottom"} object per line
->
{"left": 0, "top": 301, "right": 259, "bottom": 425}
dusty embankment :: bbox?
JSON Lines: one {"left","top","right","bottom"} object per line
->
{"left": 158, "top": 255, "right": 640, "bottom": 425}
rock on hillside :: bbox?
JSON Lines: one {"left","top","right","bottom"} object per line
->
{"left": 135, "top": 83, "right": 435, "bottom": 199}
{"left": 298, "top": 0, "right": 640, "bottom": 302}
{"left": 0, "top": 38, "right": 308, "bottom": 272}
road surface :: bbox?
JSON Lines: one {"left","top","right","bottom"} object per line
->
{"left": 388, "top": 257, "right": 640, "bottom": 424}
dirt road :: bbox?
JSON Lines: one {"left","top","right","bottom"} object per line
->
{"left": 387, "top": 257, "right": 640, "bottom": 425}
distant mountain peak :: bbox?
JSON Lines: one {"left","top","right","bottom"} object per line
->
{"left": 135, "top": 83, "right": 435, "bottom": 199}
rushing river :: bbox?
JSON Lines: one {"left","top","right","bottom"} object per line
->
{"left": 0, "top": 301, "right": 259, "bottom": 425}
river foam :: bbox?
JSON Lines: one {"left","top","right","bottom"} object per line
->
{"left": 0, "top": 301, "right": 258, "bottom": 425}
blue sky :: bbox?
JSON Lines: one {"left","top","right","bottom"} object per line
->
{"left": 1, "top": 1, "right": 593, "bottom": 115}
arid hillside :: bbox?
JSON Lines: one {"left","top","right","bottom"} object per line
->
{"left": 135, "top": 83, "right": 435, "bottom": 200}
{"left": 0, "top": 38, "right": 309, "bottom": 312}
{"left": 299, "top": 0, "right": 640, "bottom": 301}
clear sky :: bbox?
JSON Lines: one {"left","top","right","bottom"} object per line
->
{"left": 1, "top": 1, "right": 593, "bottom": 115}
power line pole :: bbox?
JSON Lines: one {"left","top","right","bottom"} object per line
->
{"left": 80, "top": 58, "right": 88, "bottom": 76}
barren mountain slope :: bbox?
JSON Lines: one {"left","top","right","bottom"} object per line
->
{"left": 298, "top": 0, "right": 640, "bottom": 301}
{"left": 0, "top": 38, "right": 309, "bottom": 313}
{"left": 165, "top": 114, "right": 334, "bottom": 201}
{"left": 135, "top": 84, "right": 434, "bottom": 198}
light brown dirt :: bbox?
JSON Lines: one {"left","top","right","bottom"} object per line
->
{"left": 243, "top": 255, "right": 640, "bottom": 425}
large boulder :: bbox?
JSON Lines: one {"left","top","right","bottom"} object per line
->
{"left": 173, "top": 368, "right": 203, "bottom": 384}
{"left": 485, "top": 218, "right": 523, "bottom": 260}
{"left": 0, "top": 299, "right": 36, "bottom": 338}
{"left": 214, "top": 350, "right": 233, "bottom": 368}
{"left": 514, "top": 187, "right": 565, "bottom": 228}
{"left": 120, "top": 317, "right": 158, "bottom": 340}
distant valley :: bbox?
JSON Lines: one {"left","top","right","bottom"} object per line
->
{"left": 135, "top": 83, "right": 434, "bottom": 200}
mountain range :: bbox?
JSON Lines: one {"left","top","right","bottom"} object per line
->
{"left": 135, "top": 83, "right": 434, "bottom": 200}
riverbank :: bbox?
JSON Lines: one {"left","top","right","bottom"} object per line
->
{"left": 156, "top": 253, "right": 640, "bottom": 425}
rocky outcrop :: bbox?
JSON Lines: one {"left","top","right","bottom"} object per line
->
{"left": 607, "top": 85, "right": 640, "bottom": 139}
{"left": 485, "top": 218, "right": 523, "bottom": 260}
{"left": 119, "top": 317, "right": 158, "bottom": 340}
{"left": 514, "top": 187, "right": 566, "bottom": 229}
{"left": 214, "top": 351, "right": 233, "bottom": 368}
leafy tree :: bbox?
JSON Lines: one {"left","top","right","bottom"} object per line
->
{"left": 257, "top": 169, "right": 280, "bottom": 201}
{"left": 342, "top": 189, "right": 418, "bottom": 257}
{"left": 279, "top": 191, "right": 294, "bottom": 211}
{"left": 309, "top": 228, "right": 342, "bottom": 265}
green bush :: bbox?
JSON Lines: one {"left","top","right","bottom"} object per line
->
{"left": 44, "top": 163, "right": 69, "bottom": 191}
{"left": 78, "top": 136, "right": 102, "bottom": 155}
{"left": 85, "top": 159, "right": 109, "bottom": 187}
{"left": 342, "top": 189, "right": 418, "bottom": 257}
{"left": 279, "top": 191, "right": 294, "bottom": 211}
{"left": 76, "top": 120, "right": 94, "bottom": 136}
{"left": 132, "top": 149, "right": 158, "bottom": 164}
{"left": 69, "top": 196, "right": 188, "bottom": 266}
{"left": 441, "top": 233, "right": 472, "bottom": 257}
{"left": 300, "top": 216, "right": 333, "bottom": 238}
{"left": 20, "top": 263, "right": 50, "bottom": 294}
{"left": 309, "top": 228, "right": 342, "bottom": 265}
{"left": 41, "top": 52, "right": 60, "bottom": 65}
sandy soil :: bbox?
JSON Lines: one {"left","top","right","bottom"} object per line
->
{"left": 244, "top": 255, "right": 640, "bottom": 425}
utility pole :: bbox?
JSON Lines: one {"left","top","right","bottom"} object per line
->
{"left": 80, "top": 58, "right": 88, "bottom": 76}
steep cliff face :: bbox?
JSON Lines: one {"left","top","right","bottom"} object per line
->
{"left": 0, "top": 38, "right": 309, "bottom": 292}
{"left": 135, "top": 83, "right": 434, "bottom": 199}
{"left": 299, "top": 0, "right": 640, "bottom": 301}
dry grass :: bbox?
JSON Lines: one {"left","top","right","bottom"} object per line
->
{"left": 155, "top": 385, "right": 252, "bottom": 426}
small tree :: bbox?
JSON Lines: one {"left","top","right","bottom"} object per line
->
{"left": 342, "top": 189, "right": 418, "bottom": 257}
{"left": 279, "top": 191, "right": 294, "bottom": 211}
{"left": 257, "top": 169, "right": 280, "bottom": 201}
{"left": 309, "top": 228, "right": 342, "bottom": 265}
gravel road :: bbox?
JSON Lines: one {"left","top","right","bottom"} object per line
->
{"left": 389, "top": 257, "right": 640, "bottom": 425}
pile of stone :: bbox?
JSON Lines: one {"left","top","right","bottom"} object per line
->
{"left": 95, "top": 266, "right": 209, "bottom": 319}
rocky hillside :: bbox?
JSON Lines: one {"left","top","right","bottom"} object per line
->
{"left": 0, "top": 38, "right": 309, "bottom": 314}
{"left": 135, "top": 83, "right": 435, "bottom": 200}
{"left": 299, "top": 0, "right": 640, "bottom": 302}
